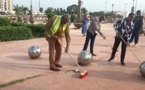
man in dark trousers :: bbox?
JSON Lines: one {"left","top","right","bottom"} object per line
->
{"left": 130, "top": 10, "right": 143, "bottom": 47}
{"left": 82, "top": 17, "right": 106, "bottom": 56}
{"left": 108, "top": 13, "right": 135, "bottom": 65}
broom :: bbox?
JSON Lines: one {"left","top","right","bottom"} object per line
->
{"left": 63, "top": 45, "right": 88, "bottom": 79}
{"left": 101, "top": 34, "right": 118, "bottom": 52}
{"left": 119, "top": 36, "right": 141, "bottom": 63}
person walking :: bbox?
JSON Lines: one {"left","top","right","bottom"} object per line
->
{"left": 82, "top": 14, "right": 89, "bottom": 36}
{"left": 130, "top": 10, "right": 143, "bottom": 47}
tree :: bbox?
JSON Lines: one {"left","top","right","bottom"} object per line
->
{"left": 70, "top": 14, "right": 76, "bottom": 22}
{"left": 13, "top": 5, "right": 29, "bottom": 16}
{"left": 56, "top": 8, "right": 60, "bottom": 15}
{"left": 39, "top": 7, "right": 43, "bottom": 13}
{"left": 89, "top": 11, "right": 105, "bottom": 17}
{"left": 13, "top": 4, "right": 24, "bottom": 16}
{"left": 60, "top": 8, "right": 63, "bottom": 15}
{"left": 23, "top": 7, "right": 29, "bottom": 15}
{"left": 98, "top": 11, "right": 105, "bottom": 16}
{"left": 81, "top": 7, "right": 88, "bottom": 14}
{"left": 45, "top": 7, "right": 55, "bottom": 18}
{"left": 67, "top": 4, "right": 78, "bottom": 15}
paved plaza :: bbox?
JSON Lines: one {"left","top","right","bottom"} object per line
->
{"left": 0, "top": 23, "right": 145, "bottom": 90}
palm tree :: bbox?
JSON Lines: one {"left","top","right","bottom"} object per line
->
{"left": 13, "top": 5, "right": 29, "bottom": 23}
{"left": 23, "top": 7, "right": 29, "bottom": 15}
{"left": 39, "top": 7, "right": 43, "bottom": 14}
{"left": 14, "top": 5, "right": 29, "bottom": 15}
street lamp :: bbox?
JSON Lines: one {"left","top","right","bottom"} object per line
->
{"left": 131, "top": 0, "right": 135, "bottom": 13}
{"left": 112, "top": 4, "right": 114, "bottom": 14}
{"left": 111, "top": 4, "right": 114, "bottom": 23}
{"left": 29, "top": 0, "right": 35, "bottom": 24}
{"left": 105, "top": 1, "right": 108, "bottom": 13}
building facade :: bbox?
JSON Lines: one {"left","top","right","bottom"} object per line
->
{"left": 0, "top": 0, "right": 13, "bottom": 11}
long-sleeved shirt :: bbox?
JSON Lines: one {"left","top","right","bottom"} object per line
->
{"left": 45, "top": 16, "right": 71, "bottom": 46}
{"left": 87, "top": 17, "right": 101, "bottom": 35}
{"left": 133, "top": 16, "right": 143, "bottom": 32}
{"left": 114, "top": 18, "right": 134, "bottom": 41}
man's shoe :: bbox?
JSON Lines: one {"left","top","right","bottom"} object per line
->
{"left": 50, "top": 66, "right": 60, "bottom": 71}
{"left": 108, "top": 57, "right": 114, "bottom": 62}
{"left": 91, "top": 53, "right": 97, "bottom": 56}
{"left": 121, "top": 61, "right": 125, "bottom": 65}
{"left": 55, "top": 63, "right": 63, "bottom": 68}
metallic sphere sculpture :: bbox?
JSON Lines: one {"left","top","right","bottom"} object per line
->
{"left": 139, "top": 61, "right": 145, "bottom": 78}
{"left": 78, "top": 50, "right": 93, "bottom": 66}
{"left": 28, "top": 45, "right": 42, "bottom": 59}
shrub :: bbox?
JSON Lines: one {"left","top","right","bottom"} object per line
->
{"left": 11, "top": 22, "right": 24, "bottom": 26}
{"left": 10, "top": 23, "right": 45, "bottom": 38}
{"left": 24, "top": 24, "right": 45, "bottom": 37}
{"left": 0, "top": 26, "right": 33, "bottom": 41}
{"left": 0, "top": 17, "right": 11, "bottom": 26}
{"left": 70, "top": 14, "right": 77, "bottom": 22}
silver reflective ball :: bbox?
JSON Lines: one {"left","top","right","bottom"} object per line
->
{"left": 78, "top": 50, "right": 93, "bottom": 66}
{"left": 139, "top": 61, "right": 145, "bottom": 78}
{"left": 28, "top": 45, "right": 42, "bottom": 59}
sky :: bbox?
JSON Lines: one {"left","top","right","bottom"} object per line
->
{"left": 13, "top": 0, "right": 145, "bottom": 13}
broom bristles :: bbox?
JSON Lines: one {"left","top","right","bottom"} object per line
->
{"left": 79, "top": 71, "right": 88, "bottom": 79}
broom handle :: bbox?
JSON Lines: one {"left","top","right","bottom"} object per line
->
{"left": 119, "top": 36, "right": 141, "bottom": 63}
{"left": 105, "top": 39, "right": 113, "bottom": 46}
{"left": 62, "top": 45, "right": 83, "bottom": 71}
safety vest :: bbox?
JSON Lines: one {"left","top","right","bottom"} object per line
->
{"left": 47, "top": 16, "right": 67, "bottom": 37}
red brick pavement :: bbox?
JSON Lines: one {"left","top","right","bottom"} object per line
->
{"left": 0, "top": 23, "right": 145, "bottom": 90}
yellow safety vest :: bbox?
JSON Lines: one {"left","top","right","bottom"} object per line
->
{"left": 47, "top": 16, "right": 67, "bottom": 37}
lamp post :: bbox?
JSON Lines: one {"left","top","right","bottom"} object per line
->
{"left": 131, "top": 0, "right": 135, "bottom": 13}
{"left": 105, "top": 1, "right": 108, "bottom": 14}
{"left": 111, "top": 4, "right": 114, "bottom": 23}
{"left": 29, "top": 0, "right": 35, "bottom": 24}
{"left": 112, "top": 4, "right": 114, "bottom": 14}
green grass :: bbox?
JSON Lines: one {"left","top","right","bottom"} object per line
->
{"left": 0, "top": 74, "right": 42, "bottom": 89}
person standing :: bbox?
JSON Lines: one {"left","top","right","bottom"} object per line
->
{"left": 82, "top": 14, "right": 89, "bottom": 36}
{"left": 82, "top": 17, "right": 106, "bottom": 56}
{"left": 108, "top": 13, "right": 135, "bottom": 65}
{"left": 45, "top": 15, "right": 71, "bottom": 71}
{"left": 130, "top": 10, "right": 143, "bottom": 47}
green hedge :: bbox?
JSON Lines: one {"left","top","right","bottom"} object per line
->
{"left": 24, "top": 24, "right": 45, "bottom": 38}
{"left": 10, "top": 22, "right": 45, "bottom": 38}
{"left": 0, "top": 17, "right": 11, "bottom": 26}
{"left": 0, "top": 26, "right": 33, "bottom": 41}
{"left": 10, "top": 22, "right": 24, "bottom": 26}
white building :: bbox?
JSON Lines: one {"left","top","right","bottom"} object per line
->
{"left": 0, "top": 0, "right": 13, "bottom": 12}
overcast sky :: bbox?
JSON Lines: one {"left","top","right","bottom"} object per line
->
{"left": 13, "top": 0, "right": 145, "bottom": 12}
